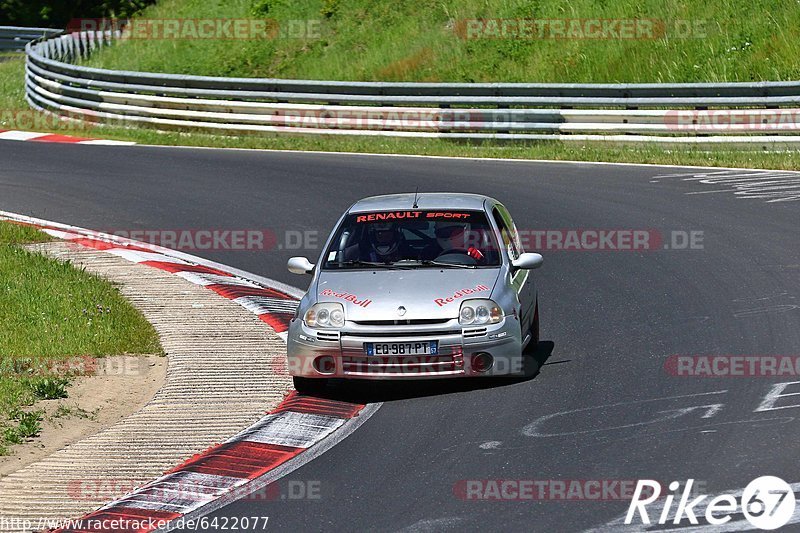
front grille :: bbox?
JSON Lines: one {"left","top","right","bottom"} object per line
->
{"left": 462, "top": 327, "right": 487, "bottom": 338}
{"left": 341, "top": 329, "right": 459, "bottom": 338}
{"left": 352, "top": 318, "right": 450, "bottom": 326}
{"left": 317, "top": 331, "right": 340, "bottom": 342}
{"left": 342, "top": 347, "right": 464, "bottom": 376}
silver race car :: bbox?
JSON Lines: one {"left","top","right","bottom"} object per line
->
{"left": 286, "top": 193, "right": 543, "bottom": 393}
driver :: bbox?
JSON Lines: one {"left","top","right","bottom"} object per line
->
{"left": 365, "top": 222, "right": 407, "bottom": 263}
{"left": 434, "top": 223, "right": 484, "bottom": 261}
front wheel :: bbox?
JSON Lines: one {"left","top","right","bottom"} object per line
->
{"left": 530, "top": 300, "right": 540, "bottom": 348}
{"left": 519, "top": 301, "right": 541, "bottom": 377}
{"left": 292, "top": 376, "right": 328, "bottom": 395}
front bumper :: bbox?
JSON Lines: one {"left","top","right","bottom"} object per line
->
{"left": 286, "top": 316, "right": 523, "bottom": 379}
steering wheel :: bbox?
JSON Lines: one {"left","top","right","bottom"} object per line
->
{"left": 438, "top": 248, "right": 470, "bottom": 256}
{"left": 435, "top": 248, "right": 478, "bottom": 265}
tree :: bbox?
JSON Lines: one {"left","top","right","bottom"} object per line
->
{"left": 0, "top": 0, "right": 154, "bottom": 28}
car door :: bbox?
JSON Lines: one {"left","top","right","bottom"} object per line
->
{"left": 491, "top": 204, "right": 535, "bottom": 335}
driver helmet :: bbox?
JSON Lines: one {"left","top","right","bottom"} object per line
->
{"left": 368, "top": 222, "right": 402, "bottom": 259}
{"left": 436, "top": 222, "right": 470, "bottom": 251}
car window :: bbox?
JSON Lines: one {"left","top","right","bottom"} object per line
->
{"left": 322, "top": 210, "right": 502, "bottom": 269}
{"left": 492, "top": 205, "right": 522, "bottom": 260}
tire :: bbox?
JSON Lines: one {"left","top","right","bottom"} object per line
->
{"left": 292, "top": 376, "right": 329, "bottom": 395}
{"left": 518, "top": 301, "right": 541, "bottom": 378}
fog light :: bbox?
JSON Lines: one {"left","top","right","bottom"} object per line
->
{"left": 471, "top": 352, "right": 493, "bottom": 373}
{"left": 313, "top": 355, "right": 336, "bottom": 375}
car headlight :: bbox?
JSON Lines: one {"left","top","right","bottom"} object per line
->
{"left": 304, "top": 302, "right": 345, "bottom": 329}
{"left": 459, "top": 299, "right": 503, "bottom": 325}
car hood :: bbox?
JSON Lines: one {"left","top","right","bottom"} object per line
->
{"left": 315, "top": 268, "right": 501, "bottom": 321}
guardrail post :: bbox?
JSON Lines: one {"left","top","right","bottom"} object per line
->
{"left": 67, "top": 34, "right": 76, "bottom": 62}
{"left": 78, "top": 31, "right": 87, "bottom": 59}
{"left": 55, "top": 35, "right": 64, "bottom": 60}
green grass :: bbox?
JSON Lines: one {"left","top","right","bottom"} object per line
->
{"left": 29, "top": 377, "right": 70, "bottom": 400}
{"left": 81, "top": 0, "right": 800, "bottom": 83}
{"left": 0, "top": 55, "right": 25, "bottom": 115}
{"left": 0, "top": 221, "right": 162, "bottom": 454}
{"left": 0, "top": 221, "right": 51, "bottom": 245}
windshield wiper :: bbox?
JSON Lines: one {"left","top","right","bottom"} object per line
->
{"left": 396, "top": 259, "right": 476, "bottom": 269}
{"left": 329, "top": 260, "right": 411, "bottom": 269}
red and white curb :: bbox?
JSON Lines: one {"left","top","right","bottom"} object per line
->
{"left": 0, "top": 129, "right": 134, "bottom": 145}
{"left": 62, "top": 393, "right": 367, "bottom": 532}
{"left": 0, "top": 211, "right": 379, "bottom": 533}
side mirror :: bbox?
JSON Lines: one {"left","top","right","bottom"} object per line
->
{"left": 511, "top": 252, "right": 543, "bottom": 270}
{"left": 287, "top": 256, "right": 315, "bottom": 275}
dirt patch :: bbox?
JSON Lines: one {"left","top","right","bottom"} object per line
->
{"left": 378, "top": 47, "right": 433, "bottom": 80}
{"left": 0, "top": 354, "right": 166, "bottom": 478}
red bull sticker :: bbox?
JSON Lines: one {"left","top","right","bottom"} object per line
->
{"left": 320, "top": 289, "right": 372, "bottom": 307}
{"left": 434, "top": 284, "right": 491, "bottom": 306}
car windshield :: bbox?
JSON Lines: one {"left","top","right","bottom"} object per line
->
{"left": 322, "top": 210, "right": 502, "bottom": 269}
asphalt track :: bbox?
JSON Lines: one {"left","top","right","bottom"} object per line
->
{"left": 1, "top": 142, "right": 798, "bottom": 532}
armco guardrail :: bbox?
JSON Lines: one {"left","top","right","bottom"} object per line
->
{"left": 0, "top": 26, "right": 60, "bottom": 52}
{"left": 20, "top": 30, "right": 800, "bottom": 143}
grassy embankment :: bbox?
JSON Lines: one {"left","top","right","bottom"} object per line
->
{"left": 0, "top": 221, "right": 162, "bottom": 454}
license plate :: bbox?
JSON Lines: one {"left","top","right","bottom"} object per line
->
{"left": 365, "top": 341, "right": 438, "bottom": 356}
